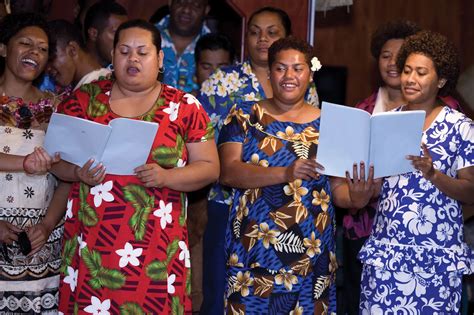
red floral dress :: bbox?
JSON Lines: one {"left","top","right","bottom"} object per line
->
{"left": 57, "top": 79, "right": 213, "bottom": 314}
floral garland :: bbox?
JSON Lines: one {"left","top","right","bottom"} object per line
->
{"left": 0, "top": 95, "right": 54, "bottom": 129}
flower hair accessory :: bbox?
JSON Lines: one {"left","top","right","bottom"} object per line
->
{"left": 311, "top": 57, "right": 322, "bottom": 72}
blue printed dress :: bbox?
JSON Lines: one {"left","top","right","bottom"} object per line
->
{"left": 358, "top": 106, "right": 474, "bottom": 314}
{"left": 219, "top": 102, "right": 336, "bottom": 314}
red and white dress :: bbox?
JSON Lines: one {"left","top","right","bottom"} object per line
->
{"left": 57, "top": 79, "right": 213, "bottom": 314}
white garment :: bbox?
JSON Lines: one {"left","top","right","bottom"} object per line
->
{"left": 73, "top": 68, "right": 111, "bottom": 91}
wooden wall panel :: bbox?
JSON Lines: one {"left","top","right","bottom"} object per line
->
{"left": 314, "top": 0, "right": 468, "bottom": 107}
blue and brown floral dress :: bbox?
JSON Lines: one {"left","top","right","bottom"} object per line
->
{"left": 219, "top": 102, "right": 336, "bottom": 314}
{"left": 358, "top": 106, "right": 473, "bottom": 314}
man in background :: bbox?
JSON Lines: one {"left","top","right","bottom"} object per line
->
{"left": 84, "top": 0, "right": 127, "bottom": 67}
{"left": 47, "top": 19, "right": 111, "bottom": 92}
{"left": 155, "top": 0, "right": 210, "bottom": 92}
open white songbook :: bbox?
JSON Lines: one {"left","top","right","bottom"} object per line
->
{"left": 44, "top": 113, "right": 159, "bottom": 175}
{"left": 316, "top": 102, "right": 425, "bottom": 179}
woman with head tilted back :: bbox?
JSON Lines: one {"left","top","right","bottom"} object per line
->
{"left": 0, "top": 13, "right": 69, "bottom": 314}
{"left": 358, "top": 30, "right": 474, "bottom": 313}
{"left": 50, "top": 19, "right": 219, "bottom": 313}
{"left": 198, "top": 8, "right": 319, "bottom": 314}
{"left": 218, "top": 36, "right": 375, "bottom": 314}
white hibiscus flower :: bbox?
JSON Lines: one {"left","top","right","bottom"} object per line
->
{"left": 90, "top": 180, "right": 114, "bottom": 207}
{"left": 403, "top": 203, "right": 437, "bottom": 235}
{"left": 115, "top": 242, "right": 143, "bottom": 268}
{"left": 178, "top": 241, "right": 191, "bottom": 268}
{"left": 153, "top": 200, "right": 173, "bottom": 229}
{"left": 84, "top": 296, "right": 111, "bottom": 315}
{"left": 65, "top": 199, "right": 73, "bottom": 219}
{"left": 436, "top": 222, "right": 454, "bottom": 242}
{"left": 244, "top": 92, "right": 257, "bottom": 101}
{"left": 168, "top": 273, "right": 176, "bottom": 294}
{"left": 419, "top": 177, "right": 433, "bottom": 191}
{"left": 63, "top": 266, "right": 78, "bottom": 292}
{"left": 393, "top": 271, "right": 429, "bottom": 297}
{"left": 439, "top": 286, "right": 450, "bottom": 299}
{"left": 183, "top": 93, "right": 201, "bottom": 109}
{"left": 164, "top": 101, "right": 180, "bottom": 121}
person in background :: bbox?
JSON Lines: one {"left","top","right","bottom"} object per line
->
{"left": 0, "top": 12, "right": 69, "bottom": 314}
{"left": 186, "top": 32, "right": 234, "bottom": 311}
{"left": 155, "top": 0, "right": 211, "bottom": 92}
{"left": 358, "top": 30, "right": 473, "bottom": 314}
{"left": 218, "top": 36, "right": 375, "bottom": 314}
{"left": 47, "top": 19, "right": 111, "bottom": 92}
{"left": 83, "top": 0, "right": 127, "bottom": 67}
{"left": 198, "top": 7, "right": 319, "bottom": 315}
{"left": 193, "top": 33, "right": 235, "bottom": 94}
{"left": 50, "top": 19, "right": 219, "bottom": 314}
{"left": 341, "top": 20, "right": 420, "bottom": 314}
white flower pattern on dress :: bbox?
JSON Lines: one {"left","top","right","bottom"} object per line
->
{"left": 65, "top": 199, "right": 73, "bottom": 219}
{"left": 84, "top": 296, "right": 111, "bottom": 315}
{"left": 153, "top": 200, "right": 173, "bottom": 229}
{"left": 358, "top": 107, "right": 473, "bottom": 313}
{"left": 167, "top": 273, "right": 176, "bottom": 294}
{"left": 178, "top": 241, "right": 191, "bottom": 268}
{"left": 63, "top": 266, "right": 78, "bottom": 292}
{"left": 90, "top": 181, "right": 114, "bottom": 207}
{"left": 115, "top": 242, "right": 143, "bottom": 268}
{"left": 164, "top": 101, "right": 180, "bottom": 121}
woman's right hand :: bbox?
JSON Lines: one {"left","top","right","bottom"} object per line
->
{"left": 285, "top": 159, "right": 325, "bottom": 182}
{"left": 75, "top": 159, "right": 106, "bottom": 186}
{"left": 23, "top": 147, "right": 60, "bottom": 175}
{"left": 0, "top": 221, "right": 21, "bottom": 245}
{"left": 345, "top": 162, "right": 380, "bottom": 208}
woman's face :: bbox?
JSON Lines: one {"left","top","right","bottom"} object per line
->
{"left": 269, "top": 49, "right": 311, "bottom": 105}
{"left": 4, "top": 26, "right": 49, "bottom": 82}
{"left": 246, "top": 12, "right": 286, "bottom": 67}
{"left": 378, "top": 38, "right": 404, "bottom": 89}
{"left": 401, "top": 53, "right": 443, "bottom": 106}
{"left": 112, "top": 27, "right": 163, "bottom": 92}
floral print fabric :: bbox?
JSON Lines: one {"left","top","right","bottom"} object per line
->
{"left": 155, "top": 15, "right": 211, "bottom": 93}
{"left": 199, "top": 61, "right": 319, "bottom": 206}
{"left": 57, "top": 79, "right": 213, "bottom": 314}
{"left": 219, "top": 102, "right": 336, "bottom": 314}
{"left": 0, "top": 95, "right": 62, "bottom": 314}
{"left": 359, "top": 107, "right": 474, "bottom": 313}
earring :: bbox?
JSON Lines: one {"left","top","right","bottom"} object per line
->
{"left": 158, "top": 67, "right": 164, "bottom": 74}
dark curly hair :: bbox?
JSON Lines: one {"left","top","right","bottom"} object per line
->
{"left": 268, "top": 36, "right": 314, "bottom": 69}
{"left": 370, "top": 20, "right": 420, "bottom": 59}
{"left": 0, "top": 12, "right": 50, "bottom": 47}
{"left": 397, "top": 30, "right": 460, "bottom": 96}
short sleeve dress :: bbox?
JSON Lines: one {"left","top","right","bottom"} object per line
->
{"left": 57, "top": 79, "right": 214, "bottom": 314}
{"left": 219, "top": 102, "right": 337, "bottom": 314}
{"left": 358, "top": 107, "right": 474, "bottom": 314}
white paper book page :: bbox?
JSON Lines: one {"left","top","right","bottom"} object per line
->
{"left": 44, "top": 113, "right": 111, "bottom": 167}
{"left": 100, "top": 118, "right": 159, "bottom": 175}
{"left": 369, "top": 110, "right": 425, "bottom": 178}
{"left": 316, "top": 102, "right": 370, "bottom": 178}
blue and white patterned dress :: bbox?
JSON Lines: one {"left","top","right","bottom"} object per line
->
{"left": 219, "top": 102, "right": 336, "bottom": 314}
{"left": 358, "top": 106, "right": 473, "bottom": 314}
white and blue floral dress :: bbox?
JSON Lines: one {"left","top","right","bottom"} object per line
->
{"left": 358, "top": 106, "right": 473, "bottom": 314}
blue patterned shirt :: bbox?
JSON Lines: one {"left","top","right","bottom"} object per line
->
{"left": 155, "top": 15, "right": 210, "bottom": 92}
{"left": 198, "top": 60, "right": 319, "bottom": 204}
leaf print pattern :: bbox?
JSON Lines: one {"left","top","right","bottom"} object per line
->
{"left": 359, "top": 107, "right": 473, "bottom": 313}
{"left": 219, "top": 102, "right": 336, "bottom": 313}
{"left": 58, "top": 81, "right": 209, "bottom": 313}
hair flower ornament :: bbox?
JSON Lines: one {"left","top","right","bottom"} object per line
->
{"left": 311, "top": 57, "right": 322, "bottom": 72}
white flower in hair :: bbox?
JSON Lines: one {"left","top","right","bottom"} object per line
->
{"left": 311, "top": 57, "right": 322, "bottom": 72}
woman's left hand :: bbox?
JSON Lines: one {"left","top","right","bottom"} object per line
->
{"left": 26, "top": 222, "right": 53, "bottom": 256}
{"left": 135, "top": 163, "right": 168, "bottom": 188}
{"left": 406, "top": 143, "right": 436, "bottom": 180}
